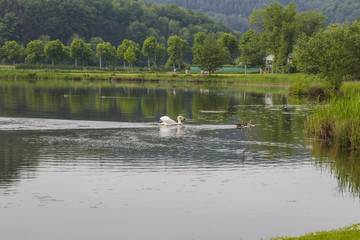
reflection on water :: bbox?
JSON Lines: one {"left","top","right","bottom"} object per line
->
{"left": 0, "top": 81, "right": 359, "bottom": 240}
{"left": 311, "top": 141, "right": 360, "bottom": 197}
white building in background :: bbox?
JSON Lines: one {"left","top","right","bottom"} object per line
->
{"left": 265, "top": 55, "right": 274, "bottom": 67}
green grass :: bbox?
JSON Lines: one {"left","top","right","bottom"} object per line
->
{"left": 0, "top": 68, "right": 308, "bottom": 85}
{"left": 270, "top": 224, "right": 360, "bottom": 240}
{"left": 305, "top": 92, "right": 360, "bottom": 149}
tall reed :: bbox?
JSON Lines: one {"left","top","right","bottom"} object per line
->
{"left": 305, "top": 93, "right": 360, "bottom": 149}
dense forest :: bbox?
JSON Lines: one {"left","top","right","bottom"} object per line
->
{"left": 145, "top": 0, "right": 360, "bottom": 32}
{"left": 0, "top": 0, "right": 234, "bottom": 46}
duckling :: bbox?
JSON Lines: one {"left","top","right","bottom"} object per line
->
{"left": 236, "top": 120, "right": 252, "bottom": 129}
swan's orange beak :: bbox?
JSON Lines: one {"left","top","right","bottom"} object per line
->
{"left": 183, "top": 119, "right": 186, "bottom": 122}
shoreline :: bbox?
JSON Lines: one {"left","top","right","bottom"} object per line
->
{"left": 0, "top": 68, "right": 307, "bottom": 86}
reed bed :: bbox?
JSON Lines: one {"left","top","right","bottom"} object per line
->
{"left": 305, "top": 93, "right": 360, "bottom": 149}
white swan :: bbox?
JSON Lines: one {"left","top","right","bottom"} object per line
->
{"left": 160, "top": 115, "right": 186, "bottom": 125}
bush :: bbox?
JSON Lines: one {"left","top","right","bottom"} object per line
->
{"left": 307, "top": 86, "right": 328, "bottom": 101}
{"left": 289, "top": 80, "right": 307, "bottom": 96}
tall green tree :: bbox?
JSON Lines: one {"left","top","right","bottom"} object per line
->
{"left": 0, "top": 12, "right": 23, "bottom": 45}
{"left": 217, "top": 33, "right": 239, "bottom": 60}
{"left": 154, "top": 43, "right": 166, "bottom": 67}
{"left": 80, "top": 43, "right": 94, "bottom": 66}
{"left": 25, "top": 39, "right": 45, "bottom": 64}
{"left": 96, "top": 42, "right": 116, "bottom": 68}
{"left": 193, "top": 33, "right": 230, "bottom": 76}
{"left": 298, "top": 11, "right": 327, "bottom": 37}
{"left": 238, "top": 29, "right": 266, "bottom": 66}
{"left": 167, "top": 35, "right": 189, "bottom": 69}
{"left": 192, "top": 32, "right": 206, "bottom": 57}
{"left": 1, "top": 40, "right": 24, "bottom": 66}
{"left": 142, "top": 36, "right": 157, "bottom": 70}
{"left": 249, "top": 2, "right": 299, "bottom": 73}
{"left": 124, "top": 46, "right": 137, "bottom": 68}
{"left": 70, "top": 38, "right": 87, "bottom": 66}
{"left": 294, "top": 24, "right": 359, "bottom": 91}
{"left": 117, "top": 39, "right": 140, "bottom": 70}
{"left": 44, "top": 39, "right": 68, "bottom": 65}
{"left": 90, "top": 37, "right": 104, "bottom": 51}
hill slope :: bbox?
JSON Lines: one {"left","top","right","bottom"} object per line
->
{"left": 144, "top": 0, "right": 360, "bottom": 32}
{"left": 0, "top": 0, "right": 233, "bottom": 46}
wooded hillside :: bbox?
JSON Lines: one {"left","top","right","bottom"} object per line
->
{"left": 145, "top": 0, "right": 360, "bottom": 32}
{"left": 0, "top": 0, "right": 233, "bottom": 46}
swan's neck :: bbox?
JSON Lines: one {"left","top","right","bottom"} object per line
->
{"left": 177, "top": 117, "right": 182, "bottom": 124}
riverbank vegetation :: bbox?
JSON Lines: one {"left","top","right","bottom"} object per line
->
{"left": 0, "top": 69, "right": 310, "bottom": 86}
{"left": 305, "top": 91, "right": 360, "bottom": 149}
{"left": 270, "top": 224, "right": 360, "bottom": 240}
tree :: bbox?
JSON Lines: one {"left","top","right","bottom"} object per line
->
{"left": 117, "top": 39, "right": 140, "bottom": 70}
{"left": 96, "top": 42, "right": 116, "bottom": 68}
{"left": 70, "top": 38, "right": 88, "bottom": 66}
{"left": 1, "top": 41, "right": 24, "bottom": 66}
{"left": 294, "top": 24, "right": 358, "bottom": 91}
{"left": 124, "top": 46, "right": 137, "bottom": 68}
{"left": 142, "top": 36, "right": 157, "bottom": 70}
{"left": 193, "top": 33, "right": 230, "bottom": 76}
{"left": 0, "top": 12, "right": 23, "bottom": 45}
{"left": 167, "top": 35, "right": 189, "bottom": 69}
{"left": 25, "top": 40, "right": 45, "bottom": 64}
{"left": 80, "top": 43, "right": 94, "bottom": 66}
{"left": 249, "top": 2, "right": 299, "bottom": 73}
{"left": 44, "top": 39, "right": 68, "bottom": 65}
{"left": 192, "top": 32, "right": 206, "bottom": 57}
{"left": 298, "top": 11, "right": 327, "bottom": 37}
{"left": 90, "top": 37, "right": 104, "bottom": 51}
{"left": 217, "top": 33, "right": 239, "bottom": 60}
{"left": 238, "top": 29, "right": 266, "bottom": 66}
{"left": 154, "top": 43, "right": 166, "bottom": 67}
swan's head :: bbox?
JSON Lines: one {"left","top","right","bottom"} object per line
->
{"left": 177, "top": 115, "right": 186, "bottom": 123}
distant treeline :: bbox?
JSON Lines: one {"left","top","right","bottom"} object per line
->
{"left": 0, "top": 0, "right": 234, "bottom": 47}
{"left": 145, "top": 0, "right": 360, "bottom": 32}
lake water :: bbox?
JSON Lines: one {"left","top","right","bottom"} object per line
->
{"left": 0, "top": 80, "right": 359, "bottom": 240}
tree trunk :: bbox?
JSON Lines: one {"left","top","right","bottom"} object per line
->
{"left": 12, "top": 60, "right": 15, "bottom": 68}
{"left": 99, "top": 56, "right": 102, "bottom": 68}
{"left": 75, "top": 58, "right": 78, "bottom": 67}
{"left": 178, "top": 61, "right": 181, "bottom": 70}
{"left": 147, "top": 58, "right": 150, "bottom": 70}
{"left": 52, "top": 59, "right": 55, "bottom": 66}
{"left": 123, "top": 61, "right": 126, "bottom": 71}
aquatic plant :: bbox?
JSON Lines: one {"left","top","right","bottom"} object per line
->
{"left": 305, "top": 93, "right": 360, "bottom": 149}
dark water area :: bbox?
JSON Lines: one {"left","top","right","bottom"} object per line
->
{"left": 0, "top": 80, "right": 359, "bottom": 240}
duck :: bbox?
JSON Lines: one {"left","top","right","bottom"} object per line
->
{"left": 160, "top": 115, "right": 186, "bottom": 125}
{"left": 236, "top": 120, "right": 252, "bottom": 129}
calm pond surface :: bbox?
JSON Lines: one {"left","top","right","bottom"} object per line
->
{"left": 0, "top": 80, "right": 359, "bottom": 240}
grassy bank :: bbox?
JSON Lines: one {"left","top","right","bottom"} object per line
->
{"left": 305, "top": 92, "right": 360, "bottom": 149}
{"left": 0, "top": 68, "right": 310, "bottom": 85}
{"left": 270, "top": 224, "right": 360, "bottom": 240}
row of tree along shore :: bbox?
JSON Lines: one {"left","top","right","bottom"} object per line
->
{"left": 0, "top": 33, "right": 235, "bottom": 76}
{"left": 1, "top": 2, "right": 360, "bottom": 88}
